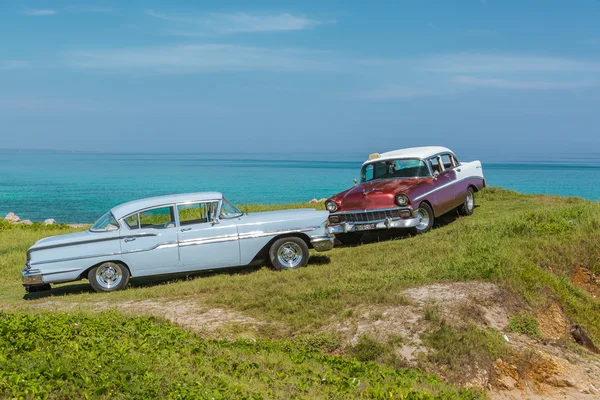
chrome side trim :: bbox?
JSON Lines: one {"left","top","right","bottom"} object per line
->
{"left": 28, "top": 232, "right": 157, "bottom": 255}
{"left": 179, "top": 234, "right": 239, "bottom": 247}
{"left": 30, "top": 240, "right": 178, "bottom": 266}
{"left": 413, "top": 176, "right": 483, "bottom": 202}
{"left": 238, "top": 226, "right": 318, "bottom": 240}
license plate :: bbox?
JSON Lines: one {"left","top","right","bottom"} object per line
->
{"left": 355, "top": 224, "right": 376, "bottom": 231}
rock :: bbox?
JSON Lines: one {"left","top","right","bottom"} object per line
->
{"left": 309, "top": 198, "right": 318, "bottom": 204}
{"left": 4, "top": 212, "right": 20, "bottom": 223}
{"left": 43, "top": 219, "right": 56, "bottom": 225}
{"left": 19, "top": 219, "right": 33, "bottom": 225}
{"left": 318, "top": 198, "right": 327, "bottom": 202}
{"left": 571, "top": 325, "right": 600, "bottom": 354}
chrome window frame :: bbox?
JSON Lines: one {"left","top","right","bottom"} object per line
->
{"left": 176, "top": 200, "right": 221, "bottom": 227}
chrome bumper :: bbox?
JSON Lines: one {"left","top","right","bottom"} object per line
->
{"left": 310, "top": 235, "right": 335, "bottom": 252}
{"left": 22, "top": 266, "right": 44, "bottom": 285}
{"left": 328, "top": 217, "right": 420, "bottom": 234}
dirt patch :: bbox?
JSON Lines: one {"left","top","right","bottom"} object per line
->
{"left": 33, "top": 298, "right": 273, "bottom": 338}
{"left": 573, "top": 265, "right": 600, "bottom": 299}
{"left": 490, "top": 347, "right": 600, "bottom": 400}
{"left": 323, "top": 282, "right": 515, "bottom": 363}
{"left": 536, "top": 303, "right": 569, "bottom": 341}
{"left": 321, "top": 282, "right": 600, "bottom": 399}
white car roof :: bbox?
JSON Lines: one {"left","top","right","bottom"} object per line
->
{"left": 362, "top": 146, "right": 453, "bottom": 165}
{"left": 111, "top": 192, "right": 223, "bottom": 219}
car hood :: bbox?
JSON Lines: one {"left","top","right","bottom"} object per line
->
{"left": 330, "top": 179, "right": 424, "bottom": 211}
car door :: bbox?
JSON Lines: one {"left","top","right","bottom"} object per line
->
{"left": 120, "top": 205, "right": 180, "bottom": 277}
{"left": 176, "top": 201, "right": 241, "bottom": 270}
{"left": 427, "top": 155, "right": 458, "bottom": 215}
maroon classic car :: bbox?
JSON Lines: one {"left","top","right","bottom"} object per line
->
{"left": 326, "top": 146, "right": 485, "bottom": 244}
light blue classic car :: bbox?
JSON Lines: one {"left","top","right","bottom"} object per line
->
{"left": 22, "top": 192, "right": 334, "bottom": 293}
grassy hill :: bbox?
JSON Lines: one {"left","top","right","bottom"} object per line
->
{"left": 1, "top": 188, "right": 599, "bottom": 398}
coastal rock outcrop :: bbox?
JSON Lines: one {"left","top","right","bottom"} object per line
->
{"left": 43, "top": 219, "right": 56, "bottom": 225}
{"left": 4, "top": 212, "right": 20, "bottom": 223}
{"left": 19, "top": 220, "right": 33, "bottom": 225}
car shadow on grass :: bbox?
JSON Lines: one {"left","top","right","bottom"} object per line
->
{"left": 23, "top": 254, "right": 331, "bottom": 300}
{"left": 336, "top": 208, "right": 472, "bottom": 248}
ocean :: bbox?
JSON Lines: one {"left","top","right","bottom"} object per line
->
{"left": 1, "top": 149, "right": 599, "bottom": 223}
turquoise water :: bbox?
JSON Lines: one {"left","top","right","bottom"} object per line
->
{"left": 1, "top": 150, "right": 599, "bottom": 223}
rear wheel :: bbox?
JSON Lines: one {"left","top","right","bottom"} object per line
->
{"left": 335, "top": 232, "right": 364, "bottom": 246}
{"left": 411, "top": 202, "right": 434, "bottom": 235}
{"left": 458, "top": 187, "right": 475, "bottom": 216}
{"left": 269, "top": 237, "right": 309, "bottom": 271}
{"left": 88, "top": 261, "right": 130, "bottom": 292}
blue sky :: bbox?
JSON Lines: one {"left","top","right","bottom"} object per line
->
{"left": 1, "top": 0, "right": 599, "bottom": 158}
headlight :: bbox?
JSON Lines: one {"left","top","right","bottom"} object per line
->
{"left": 395, "top": 194, "right": 409, "bottom": 206}
{"left": 326, "top": 201, "right": 338, "bottom": 212}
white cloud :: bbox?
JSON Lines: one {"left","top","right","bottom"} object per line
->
{"left": 145, "top": 10, "right": 331, "bottom": 34}
{"left": 0, "top": 60, "right": 31, "bottom": 70}
{"left": 453, "top": 75, "right": 599, "bottom": 90}
{"left": 66, "top": 44, "right": 339, "bottom": 73}
{"left": 22, "top": 8, "right": 57, "bottom": 16}
{"left": 423, "top": 53, "right": 600, "bottom": 73}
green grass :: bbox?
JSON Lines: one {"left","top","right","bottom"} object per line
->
{"left": 2, "top": 189, "right": 600, "bottom": 340}
{"left": 0, "top": 311, "right": 476, "bottom": 399}
{"left": 2, "top": 188, "right": 600, "bottom": 396}
{"left": 508, "top": 313, "right": 542, "bottom": 340}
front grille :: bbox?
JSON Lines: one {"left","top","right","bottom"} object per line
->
{"left": 336, "top": 209, "right": 403, "bottom": 223}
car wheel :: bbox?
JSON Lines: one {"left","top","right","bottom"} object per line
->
{"left": 458, "top": 187, "right": 475, "bottom": 216}
{"left": 411, "top": 202, "right": 434, "bottom": 235}
{"left": 269, "top": 237, "right": 309, "bottom": 271}
{"left": 335, "top": 232, "right": 364, "bottom": 246}
{"left": 88, "top": 261, "right": 130, "bottom": 292}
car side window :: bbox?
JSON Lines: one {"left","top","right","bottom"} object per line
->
{"left": 363, "top": 164, "right": 374, "bottom": 181}
{"left": 178, "top": 202, "right": 217, "bottom": 226}
{"left": 429, "top": 157, "right": 441, "bottom": 175}
{"left": 124, "top": 214, "right": 139, "bottom": 230}
{"left": 441, "top": 154, "right": 453, "bottom": 170}
{"left": 139, "top": 206, "right": 175, "bottom": 229}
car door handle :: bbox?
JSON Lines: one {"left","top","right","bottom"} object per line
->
{"left": 124, "top": 237, "right": 136, "bottom": 243}
{"left": 181, "top": 228, "right": 192, "bottom": 232}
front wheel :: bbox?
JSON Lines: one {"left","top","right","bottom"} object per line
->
{"left": 458, "top": 187, "right": 475, "bottom": 216}
{"left": 411, "top": 202, "right": 434, "bottom": 235}
{"left": 88, "top": 262, "right": 130, "bottom": 292}
{"left": 269, "top": 237, "right": 309, "bottom": 271}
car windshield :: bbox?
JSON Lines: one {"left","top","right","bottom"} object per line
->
{"left": 361, "top": 158, "right": 430, "bottom": 182}
{"left": 220, "top": 197, "right": 243, "bottom": 219}
{"left": 90, "top": 211, "right": 119, "bottom": 232}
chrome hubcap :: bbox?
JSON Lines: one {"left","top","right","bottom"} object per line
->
{"left": 416, "top": 208, "right": 430, "bottom": 231}
{"left": 467, "top": 192, "right": 474, "bottom": 211}
{"left": 96, "top": 262, "right": 123, "bottom": 289}
{"left": 277, "top": 242, "right": 303, "bottom": 268}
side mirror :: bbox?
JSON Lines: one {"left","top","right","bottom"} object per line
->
{"left": 353, "top": 178, "right": 357, "bottom": 186}
{"left": 211, "top": 218, "right": 220, "bottom": 225}
{"left": 433, "top": 171, "right": 440, "bottom": 179}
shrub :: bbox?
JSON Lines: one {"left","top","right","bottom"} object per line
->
{"left": 508, "top": 314, "right": 542, "bottom": 340}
